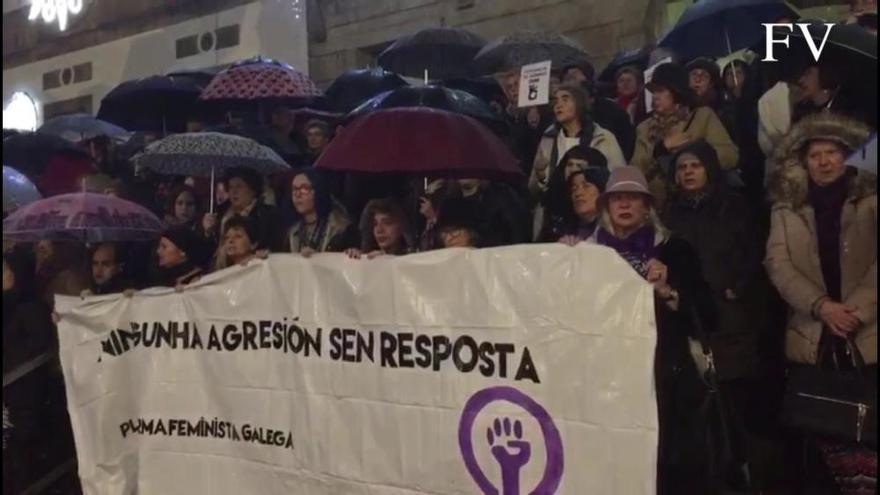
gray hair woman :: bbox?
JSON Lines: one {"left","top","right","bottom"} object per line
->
{"left": 587, "top": 166, "right": 718, "bottom": 493}
{"left": 765, "top": 112, "right": 876, "bottom": 494}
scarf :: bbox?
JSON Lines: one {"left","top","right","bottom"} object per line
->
{"left": 677, "top": 190, "right": 710, "bottom": 210}
{"left": 647, "top": 106, "right": 692, "bottom": 144}
{"left": 596, "top": 225, "right": 657, "bottom": 278}
{"left": 291, "top": 217, "right": 329, "bottom": 252}
{"left": 616, "top": 93, "right": 638, "bottom": 112}
{"left": 808, "top": 171, "right": 854, "bottom": 369}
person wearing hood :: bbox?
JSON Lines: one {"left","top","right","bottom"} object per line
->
{"left": 152, "top": 226, "right": 212, "bottom": 288}
{"left": 631, "top": 63, "right": 740, "bottom": 208}
{"left": 764, "top": 113, "right": 876, "bottom": 494}
{"left": 530, "top": 84, "right": 627, "bottom": 201}
{"left": 346, "top": 198, "right": 415, "bottom": 258}
{"left": 283, "top": 168, "right": 352, "bottom": 255}
{"left": 584, "top": 166, "right": 717, "bottom": 494}
{"left": 540, "top": 145, "right": 610, "bottom": 242}
{"left": 434, "top": 198, "right": 481, "bottom": 249}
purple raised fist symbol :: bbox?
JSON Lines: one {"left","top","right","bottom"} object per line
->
{"left": 488, "top": 417, "right": 531, "bottom": 495}
{"left": 460, "top": 386, "right": 564, "bottom": 495}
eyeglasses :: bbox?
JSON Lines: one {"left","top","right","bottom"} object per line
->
{"left": 292, "top": 184, "right": 314, "bottom": 194}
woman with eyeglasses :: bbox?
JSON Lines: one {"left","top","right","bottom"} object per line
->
{"left": 284, "top": 169, "right": 352, "bottom": 256}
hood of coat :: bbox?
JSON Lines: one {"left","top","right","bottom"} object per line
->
{"left": 667, "top": 139, "right": 724, "bottom": 201}
{"left": 769, "top": 112, "right": 875, "bottom": 209}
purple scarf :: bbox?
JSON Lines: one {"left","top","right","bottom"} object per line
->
{"left": 596, "top": 225, "right": 657, "bottom": 278}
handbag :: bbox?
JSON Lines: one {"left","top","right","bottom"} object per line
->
{"left": 781, "top": 334, "right": 877, "bottom": 447}
{"left": 687, "top": 303, "right": 754, "bottom": 493}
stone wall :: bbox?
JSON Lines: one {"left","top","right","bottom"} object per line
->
{"left": 307, "top": 0, "right": 664, "bottom": 86}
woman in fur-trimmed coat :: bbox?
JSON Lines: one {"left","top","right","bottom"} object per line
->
{"left": 764, "top": 112, "right": 876, "bottom": 495}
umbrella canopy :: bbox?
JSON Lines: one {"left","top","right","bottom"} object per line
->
{"left": 324, "top": 68, "right": 409, "bottom": 113}
{"left": 847, "top": 133, "right": 877, "bottom": 174}
{"left": 131, "top": 132, "right": 290, "bottom": 177}
{"left": 315, "top": 107, "right": 522, "bottom": 181}
{"left": 439, "top": 76, "right": 507, "bottom": 106}
{"left": 3, "top": 166, "right": 42, "bottom": 214}
{"left": 658, "top": 0, "right": 799, "bottom": 61}
{"left": 345, "top": 85, "right": 506, "bottom": 133}
{"left": 37, "top": 113, "right": 130, "bottom": 142}
{"left": 36, "top": 154, "right": 98, "bottom": 197}
{"left": 472, "top": 31, "right": 589, "bottom": 75}
{"left": 3, "top": 192, "right": 164, "bottom": 243}
{"left": 97, "top": 75, "right": 204, "bottom": 133}
{"left": 598, "top": 46, "right": 653, "bottom": 82}
{"left": 378, "top": 27, "right": 487, "bottom": 80}
{"left": 2, "top": 131, "right": 90, "bottom": 178}
{"left": 200, "top": 56, "right": 322, "bottom": 101}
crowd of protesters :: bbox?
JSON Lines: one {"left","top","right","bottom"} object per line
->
{"left": 3, "top": 5, "right": 878, "bottom": 495}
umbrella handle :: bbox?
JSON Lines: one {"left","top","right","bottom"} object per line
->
{"left": 724, "top": 27, "right": 739, "bottom": 88}
{"left": 210, "top": 166, "right": 215, "bottom": 214}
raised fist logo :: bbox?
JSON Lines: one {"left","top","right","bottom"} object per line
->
{"left": 487, "top": 417, "right": 531, "bottom": 495}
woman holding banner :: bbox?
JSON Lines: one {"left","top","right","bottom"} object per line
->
{"left": 585, "top": 166, "right": 718, "bottom": 494}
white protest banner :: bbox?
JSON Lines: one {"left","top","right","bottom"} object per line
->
{"left": 643, "top": 57, "right": 672, "bottom": 115}
{"left": 56, "top": 245, "right": 658, "bottom": 494}
{"left": 517, "top": 60, "right": 552, "bottom": 108}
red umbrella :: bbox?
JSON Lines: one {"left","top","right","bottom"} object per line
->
{"left": 314, "top": 107, "right": 523, "bottom": 181}
{"left": 199, "top": 56, "right": 322, "bottom": 101}
{"left": 36, "top": 154, "right": 96, "bottom": 197}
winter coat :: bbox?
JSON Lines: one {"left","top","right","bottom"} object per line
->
{"left": 631, "top": 106, "right": 740, "bottom": 207}
{"left": 210, "top": 200, "right": 284, "bottom": 252}
{"left": 151, "top": 261, "right": 204, "bottom": 288}
{"left": 529, "top": 121, "right": 627, "bottom": 199}
{"left": 588, "top": 228, "right": 716, "bottom": 488}
{"left": 663, "top": 141, "right": 763, "bottom": 379}
{"left": 764, "top": 113, "right": 877, "bottom": 365}
{"left": 593, "top": 97, "right": 636, "bottom": 162}
{"left": 285, "top": 208, "right": 351, "bottom": 253}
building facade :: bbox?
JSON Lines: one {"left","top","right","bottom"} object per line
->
{"left": 3, "top": 0, "right": 850, "bottom": 128}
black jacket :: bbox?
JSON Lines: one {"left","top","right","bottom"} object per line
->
{"left": 662, "top": 140, "right": 762, "bottom": 379}
{"left": 593, "top": 96, "right": 636, "bottom": 162}
{"left": 462, "top": 183, "right": 532, "bottom": 247}
{"left": 210, "top": 201, "right": 284, "bottom": 252}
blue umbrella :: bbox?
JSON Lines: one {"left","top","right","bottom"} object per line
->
{"left": 2, "top": 166, "right": 42, "bottom": 214}
{"left": 658, "top": 0, "right": 799, "bottom": 61}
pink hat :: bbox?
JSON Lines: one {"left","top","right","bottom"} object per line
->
{"left": 602, "top": 166, "right": 653, "bottom": 198}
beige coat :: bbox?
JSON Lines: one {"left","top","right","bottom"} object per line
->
{"left": 631, "top": 106, "right": 739, "bottom": 206}
{"left": 764, "top": 113, "right": 877, "bottom": 365}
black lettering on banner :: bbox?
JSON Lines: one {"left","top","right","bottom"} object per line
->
{"left": 398, "top": 333, "right": 415, "bottom": 368}
{"left": 207, "top": 325, "right": 222, "bottom": 350}
{"left": 242, "top": 321, "right": 258, "bottom": 350}
{"left": 191, "top": 324, "right": 204, "bottom": 349}
{"left": 515, "top": 347, "right": 540, "bottom": 383}
{"left": 259, "top": 321, "right": 273, "bottom": 349}
{"left": 341, "top": 328, "right": 356, "bottom": 362}
{"left": 453, "top": 335, "right": 479, "bottom": 373}
{"left": 223, "top": 324, "right": 241, "bottom": 351}
{"left": 329, "top": 328, "right": 343, "bottom": 360}
{"left": 432, "top": 335, "right": 451, "bottom": 371}
{"left": 478, "top": 342, "right": 496, "bottom": 377}
{"left": 495, "top": 343, "right": 514, "bottom": 378}
{"left": 156, "top": 321, "right": 172, "bottom": 348}
{"left": 273, "top": 321, "right": 285, "bottom": 351}
{"left": 414, "top": 335, "right": 432, "bottom": 368}
{"left": 357, "top": 329, "right": 374, "bottom": 363}
{"left": 380, "top": 331, "right": 397, "bottom": 367}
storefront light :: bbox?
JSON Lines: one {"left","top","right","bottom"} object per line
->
{"left": 3, "top": 92, "right": 40, "bottom": 132}
{"left": 29, "top": 0, "right": 84, "bottom": 32}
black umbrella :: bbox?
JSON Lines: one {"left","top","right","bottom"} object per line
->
{"left": 2, "top": 132, "right": 90, "bottom": 178}
{"left": 97, "top": 75, "right": 204, "bottom": 134}
{"left": 472, "top": 31, "right": 589, "bottom": 75}
{"left": 345, "top": 85, "right": 507, "bottom": 134}
{"left": 440, "top": 76, "right": 507, "bottom": 105}
{"left": 598, "top": 46, "right": 653, "bottom": 82}
{"left": 324, "top": 68, "right": 408, "bottom": 113}
{"left": 658, "top": 0, "right": 799, "bottom": 62}
{"left": 378, "top": 27, "right": 487, "bottom": 80}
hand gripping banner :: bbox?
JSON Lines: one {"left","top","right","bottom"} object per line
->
{"left": 56, "top": 245, "right": 658, "bottom": 494}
